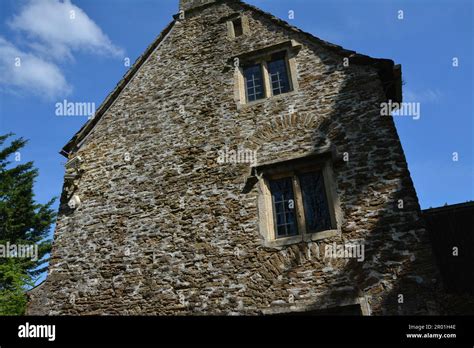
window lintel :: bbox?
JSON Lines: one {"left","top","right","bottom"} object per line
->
{"left": 229, "top": 40, "right": 302, "bottom": 66}
{"left": 256, "top": 146, "right": 336, "bottom": 175}
{"left": 242, "top": 147, "right": 337, "bottom": 194}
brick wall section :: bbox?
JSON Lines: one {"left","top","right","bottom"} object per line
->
{"left": 28, "top": 1, "right": 440, "bottom": 315}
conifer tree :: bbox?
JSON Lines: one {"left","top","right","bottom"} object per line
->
{"left": 0, "top": 133, "right": 56, "bottom": 314}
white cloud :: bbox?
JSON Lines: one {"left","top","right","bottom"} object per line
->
{"left": 0, "top": 0, "right": 124, "bottom": 99}
{"left": 8, "top": 0, "right": 124, "bottom": 60}
{"left": 0, "top": 36, "right": 71, "bottom": 99}
{"left": 404, "top": 88, "right": 443, "bottom": 103}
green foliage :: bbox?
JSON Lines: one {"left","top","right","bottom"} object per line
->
{"left": 0, "top": 133, "right": 56, "bottom": 315}
{"left": 0, "top": 260, "right": 34, "bottom": 315}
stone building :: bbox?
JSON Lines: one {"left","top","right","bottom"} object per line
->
{"left": 28, "top": 0, "right": 440, "bottom": 315}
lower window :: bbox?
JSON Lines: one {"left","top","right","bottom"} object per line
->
{"left": 269, "top": 177, "right": 298, "bottom": 238}
{"left": 255, "top": 155, "right": 340, "bottom": 247}
{"left": 269, "top": 171, "right": 332, "bottom": 239}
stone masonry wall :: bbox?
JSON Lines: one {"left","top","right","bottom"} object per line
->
{"left": 28, "top": 1, "right": 440, "bottom": 315}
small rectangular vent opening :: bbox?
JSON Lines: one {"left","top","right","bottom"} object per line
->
{"left": 233, "top": 18, "right": 243, "bottom": 37}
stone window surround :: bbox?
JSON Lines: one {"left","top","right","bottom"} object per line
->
{"left": 226, "top": 14, "right": 249, "bottom": 38}
{"left": 254, "top": 148, "right": 343, "bottom": 249}
{"left": 261, "top": 296, "right": 371, "bottom": 316}
{"left": 233, "top": 40, "right": 301, "bottom": 108}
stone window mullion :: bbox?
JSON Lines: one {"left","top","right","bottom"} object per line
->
{"left": 261, "top": 61, "right": 271, "bottom": 99}
{"left": 292, "top": 175, "right": 307, "bottom": 240}
{"left": 286, "top": 50, "right": 297, "bottom": 92}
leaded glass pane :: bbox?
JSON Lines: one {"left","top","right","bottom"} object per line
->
{"left": 243, "top": 64, "right": 264, "bottom": 102}
{"left": 267, "top": 58, "right": 291, "bottom": 96}
{"left": 269, "top": 177, "right": 298, "bottom": 238}
{"left": 299, "top": 171, "right": 332, "bottom": 232}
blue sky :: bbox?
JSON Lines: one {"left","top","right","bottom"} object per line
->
{"left": 0, "top": 0, "right": 472, "bottom": 233}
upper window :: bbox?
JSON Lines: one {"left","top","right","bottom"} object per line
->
{"left": 238, "top": 51, "right": 295, "bottom": 104}
{"left": 243, "top": 64, "right": 265, "bottom": 102}
{"left": 267, "top": 53, "right": 291, "bottom": 96}
{"left": 233, "top": 40, "right": 301, "bottom": 107}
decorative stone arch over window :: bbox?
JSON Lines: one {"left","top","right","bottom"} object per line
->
{"left": 232, "top": 40, "right": 301, "bottom": 107}
{"left": 246, "top": 147, "right": 342, "bottom": 249}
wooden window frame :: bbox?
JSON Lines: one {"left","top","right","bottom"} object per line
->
{"left": 256, "top": 154, "right": 342, "bottom": 248}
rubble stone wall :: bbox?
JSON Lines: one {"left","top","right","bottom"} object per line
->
{"left": 28, "top": 1, "right": 439, "bottom": 315}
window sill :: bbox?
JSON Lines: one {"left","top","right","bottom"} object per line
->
{"left": 237, "top": 90, "right": 298, "bottom": 110}
{"left": 263, "top": 229, "right": 340, "bottom": 249}
{"left": 305, "top": 229, "right": 340, "bottom": 242}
